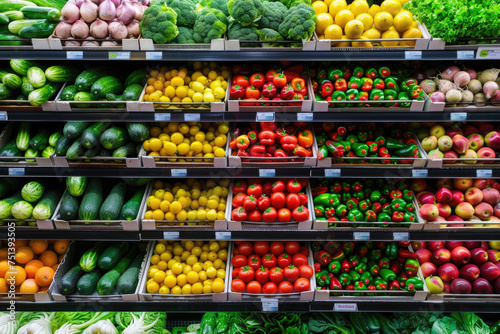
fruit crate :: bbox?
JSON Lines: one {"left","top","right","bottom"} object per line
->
{"left": 226, "top": 180, "right": 314, "bottom": 230}
{"left": 227, "top": 242, "right": 316, "bottom": 302}
{"left": 424, "top": 218, "right": 500, "bottom": 231}
{"left": 314, "top": 22, "right": 430, "bottom": 51}
{"left": 139, "top": 181, "right": 228, "bottom": 230}
{"left": 53, "top": 82, "right": 143, "bottom": 112}
{"left": 139, "top": 37, "right": 225, "bottom": 51}
{"left": 50, "top": 241, "right": 150, "bottom": 302}
{"left": 48, "top": 36, "right": 140, "bottom": 50}
{"left": 224, "top": 34, "right": 316, "bottom": 51}
{"left": 50, "top": 187, "right": 148, "bottom": 231}
{"left": 425, "top": 100, "right": 500, "bottom": 113}
{"left": 138, "top": 240, "right": 229, "bottom": 302}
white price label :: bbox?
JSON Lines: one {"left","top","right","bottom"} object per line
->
{"left": 450, "top": 112, "right": 467, "bottom": 121}
{"left": 457, "top": 50, "right": 474, "bottom": 59}
{"left": 334, "top": 303, "right": 358, "bottom": 312}
{"left": 262, "top": 299, "right": 279, "bottom": 312}
{"left": 66, "top": 51, "right": 83, "bottom": 59}
{"left": 163, "top": 232, "right": 179, "bottom": 240}
{"left": 412, "top": 169, "right": 428, "bottom": 177}
{"left": 477, "top": 47, "right": 500, "bottom": 59}
{"left": 393, "top": 232, "right": 409, "bottom": 241}
{"left": 8, "top": 168, "right": 24, "bottom": 176}
{"left": 184, "top": 113, "right": 200, "bottom": 122}
{"left": 405, "top": 51, "right": 422, "bottom": 60}
{"left": 215, "top": 232, "right": 231, "bottom": 240}
{"left": 154, "top": 113, "right": 171, "bottom": 121}
{"left": 257, "top": 112, "right": 275, "bottom": 122}
{"left": 477, "top": 169, "right": 493, "bottom": 178}
{"left": 171, "top": 169, "right": 187, "bottom": 177}
{"left": 259, "top": 169, "right": 275, "bottom": 177}
{"left": 324, "top": 169, "right": 341, "bottom": 177}
{"left": 0, "top": 111, "right": 7, "bottom": 120}
{"left": 108, "top": 52, "right": 130, "bottom": 60}
{"left": 353, "top": 232, "right": 370, "bottom": 241}
{"left": 146, "top": 52, "right": 162, "bottom": 60}
{"left": 297, "top": 113, "right": 313, "bottom": 121}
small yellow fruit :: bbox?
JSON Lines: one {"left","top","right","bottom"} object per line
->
{"left": 329, "top": 0, "right": 347, "bottom": 19}
{"left": 352, "top": 36, "right": 373, "bottom": 47}
{"left": 368, "top": 4, "right": 381, "bottom": 18}
{"left": 400, "top": 27, "right": 422, "bottom": 46}
{"left": 334, "top": 10, "right": 354, "bottom": 29}
{"left": 356, "top": 13, "right": 373, "bottom": 31}
{"left": 345, "top": 19, "right": 364, "bottom": 39}
{"left": 350, "top": 0, "right": 369, "bottom": 17}
{"left": 312, "top": 1, "right": 328, "bottom": 14}
{"left": 316, "top": 13, "right": 334, "bottom": 35}
{"left": 363, "top": 28, "right": 381, "bottom": 39}
{"left": 336, "top": 35, "right": 351, "bottom": 47}
{"left": 381, "top": 29, "right": 400, "bottom": 47}
{"left": 393, "top": 10, "right": 413, "bottom": 32}
{"left": 380, "top": 0, "right": 402, "bottom": 17}
{"left": 374, "top": 11, "right": 393, "bottom": 31}
{"left": 324, "top": 24, "right": 343, "bottom": 40}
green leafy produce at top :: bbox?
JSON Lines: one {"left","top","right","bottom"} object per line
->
{"left": 172, "top": 26, "right": 195, "bottom": 44}
{"left": 280, "top": 0, "right": 311, "bottom": 9}
{"left": 278, "top": 3, "right": 317, "bottom": 41}
{"left": 228, "top": 23, "right": 258, "bottom": 41}
{"left": 193, "top": 7, "right": 227, "bottom": 43}
{"left": 228, "top": 0, "right": 265, "bottom": 26}
{"left": 259, "top": 1, "right": 287, "bottom": 31}
{"left": 165, "top": 0, "right": 198, "bottom": 26}
{"left": 257, "top": 28, "right": 283, "bottom": 41}
{"left": 139, "top": 2, "right": 178, "bottom": 44}
{"left": 197, "top": 0, "right": 229, "bottom": 16}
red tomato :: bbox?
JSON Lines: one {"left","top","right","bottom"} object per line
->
{"left": 298, "top": 193, "right": 308, "bottom": 206}
{"left": 297, "top": 178, "right": 308, "bottom": 188}
{"left": 246, "top": 280, "right": 262, "bottom": 294}
{"left": 278, "top": 281, "right": 293, "bottom": 294}
{"left": 232, "top": 194, "right": 247, "bottom": 208}
{"left": 277, "top": 208, "right": 291, "bottom": 222}
{"left": 292, "top": 253, "right": 308, "bottom": 267}
{"left": 245, "top": 85, "right": 261, "bottom": 99}
{"left": 286, "top": 193, "right": 301, "bottom": 211}
{"left": 262, "top": 253, "right": 277, "bottom": 269}
{"left": 256, "top": 266, "right": 270, "bottom": 285}
{"left": 232, "top": 267, "right": 240, "bottom": 279}
{"left": 232, "top": 248, "right": 240, "bottom": 256}
{"left": 231, "top": 278, "right": 246, "bottom": 292}
{"left": 272, "top": 180, "right": 286, "bottom": 193}
{"left": 292, "top": 205, "right": 309, "bottom": 222}
{"left": 263, "top": 282, "right": 278, "bottom": 294}
{"left": 269, "top": 267, "right": 283, "bottom": 284}
{"left": 262, "top": 207, "right": 278, "bottom": 222}
{"left": 248, "top": 209, "right": 262, "bottom": 222}
{"left": 277, "top": 253, "right": 292, "bottom": 268}
{"left": 243, "top": 195, "right": 257, "bottom": 211}
{"left": 286, "top": 179, "right": 302, "bottom": 193}
{"left": 249, "top": 73, "right": 265, "bottom": 89}
{"left": 231, "top": 254, "right": 248, "bottom": 268}
{"left": 271, "top": 192, "right": 286, "bottom": 209}
{"left": 262, "top": 181, "right": 273, "bottom": 196}
{"left": 293, "top": 278, "right": 310, "bottom": 292}
{"left": 247, "top": 184, "right": 263, "bottom": 198}
{"left": 270, "top": 241, "right": 284, "bottom": 256}
{"left": 266, "top": 69, "right": 278, "bottom": 83}
{"left": 237, "top": 242, "right": 254, "bottom": 257}
{"left": 234, "top": 75, "right": 250, "bottom": 88}
{"left": 299, "top": 246, "right": 310, "bottom": 256}
{"left": 239, "top": 266, "right": 255, "bottom": 284}
{"left": 231, "top": 207, "right": 247, "bottom": 221}
{"left": 284, "top": 265, "right": 300, "bottom": 283}
{"left": 248, "top": 255, "right": 261, "bottom": 270}
{"left": 257, "top": 195, "right": 271, "bottom": 212}
{"left": 254, "top": 241, "right": 269, "bottom": 257}
{"left": 299, "top": 265, "right": 314, "bottom": 279}
{"left": 285, "top": 241, "right": 300, "bottom": 256}
{"left": 232, "top": 181, "right": 248, "bottom": 194}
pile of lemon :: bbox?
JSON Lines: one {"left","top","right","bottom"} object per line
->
{"left": 146, "top": 240, "right": 228, "bottom": 295}
{"left": 143, "top": 122, "right": 229, "bottom": 162}
{"left": 144, "top": 179, "right": 230, "bottom": 224}
{"left": 143, "top": 61, "right": 229, "bottom": 107}
{"left": 313, "top": 0, "right": 422, "bottom": 47}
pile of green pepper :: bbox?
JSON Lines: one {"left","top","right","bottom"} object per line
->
{"left": 312, "top": 178, "right": 419, "bottom": 227}
{"left": 315, "top": 122, "right": 421, "bottom": 164}
{"left": 312, "top": 241, "right": 425, "bottom": 295}
{"left": 310, "top": 65, "right": 424, "bottom": 108}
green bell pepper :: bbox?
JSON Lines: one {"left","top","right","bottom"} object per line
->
{"left": 380, "top": 268, "right": 396, "bottom": 282}
{"left": 316, "top": 270, "right": 331, "bottom": 287}
{"left": 369, "top": 89, "right": 384, "bottom": 100}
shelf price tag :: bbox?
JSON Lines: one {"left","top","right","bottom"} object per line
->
{"left": 171, "top": 169, "right": 187, "bottom": 177}
{"left": 477, "top": 47, "right": 500, "bottom": 59}
{"left": 257, "top": 112, "right": 275, "bottom": 122}
{"left": 297, "top": 113, "right": 313, "bottom": 121}
{"left": 146, "top": 52, "right": 162, "bottom": 60}
{"left": 457, "top": 50, "right": 474, "bottom": 59}
{"left": 262, "top": 299, "right": 279, "bottom": 312}
{"left": 412, "top": 169, "right": 428, "bottom": 177}
{"left": 477, "top": 169, "right": 493, "bottom": 178}
{"left": 324, "top": 169, "right": 341, "bottom": 177}
{"left": 163, "top": 232, "right": 180, "bottom": 240}
{"left": 334, "top": 303, "right": 358, "bottom": 312}
{"left": 450, "top": 112, "right": 467, "bottom": 121}
{"left": 66, "top": 51, "right": 83, "bottom": 59}
{"left": 259, "top": 169, "right": 275, "bottom": 177}
{"left": 353, "top": 232, "right": 370, "bottom": 241}
{"left": 0, "top": 112, "right": 7, "bottom": 120}
{"left": 109, "top": 52, "right": 130, "bottom": 60}
{"left": 393, "top": 232, "right": 409, "bottom": 241}
{"left": 215, "top": 232, "right": 231, "bottom": 240}
{"left": 405, "top": 51, "right": 422, "bottom": 60}
{"left": 8, "top": 168, "right": 24, "bottom": 176}
{"left": 154, "top": 113, "right": 171, "bottom": 121}
{"left": 184, "top": 113, "right": 200, "bottom": 122}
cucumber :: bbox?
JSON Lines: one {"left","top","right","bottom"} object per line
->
{"left": 66, "top": 177, "right": 87, "bottom": 197}
{"left": 0, "top": 83, "right": 12, "bottom": 99}
{"left": 0, "top": 0, "right": 37, "bottom": 12}
{"left": 41, "top": 145, "right": 54, "bottom": 158}
{"left": 45, "top": 65, "right": 80, "bottom": 83}
{"left": 27, "top": 66, "right": 45, "bottom": 88}
{"left": 106, "top": 83, "right": 143, "bottom": 102}
{"left": 54, "top": 135, "right": 71, "bottom": 156}
{"left": 78, "top": 178, "right": 103, "bottom": 221}
{"left": 60, "top": 84, "right": 77, "bottom": 101}
{"left": 75, "top": 67, "right": 115, "bottom": 92}
{"left": 99, "top": 182, "right": 127, "bottom": 221}
{"left": 32, "top": 188, "right": 60, "bottom": 219}
{"left": 122, "top": 178, "right": 151, "bottom": 187}
{"left": 63, "top": 122, "right": 90, "bottom": 139}
{"left": 0, "top": 139, "right": 21, "bottom": 157}
{"left": 79, "top": 242, "right": 107, "bottom": 272}
{"left": 116, "top": 253, "right": 143, "bottom": 294}
{"left": 100, "top": 127, "right": 129, "bottom": 150}
{"left": 125, "top": 122, "right": 149, "bottom": 143}
{"left": 97, "top": 245, "right": 137, "bottom": 295}
{"left": 124, "top": 69, "right": 149, "bottom": 87}
{"left": 3, "top": 11, "right": 24, "bottom": 21}
{"left": 0, "top": 179, "right": 24, "bottom": 198}
{"left": 91, "top": 76, "right": 123, "bottom": 99}
{"left": 29, "top": 127, "right": 49, "bottom": 150}
{"left": 59, "top": 265, "right": 84, "bottom": 295}
{"left": 21, "top": 76, "right": 34, "bottom": 97}
{"left": 98, "top": 241, "right": 129, "bottom": 271}
{"left": 28, "top": 81, "right": 60, "bottom": 106}
{"left": 58, "top": 191, "right": 79, "bottom": 220}
{"left": 66, "top": 137, "right": 83, "bottom": 160}
{"left": 2, "top": 73, "right": 22, "bottom": 90}
{"left": 76, "top": 268, "right": 103, "bottom": 295}
{"left": 16, "top": 122, "right": 30, "bottom": 151}
{"left": 0, "top": 70, "right": 12, "bottom": 81}
{"left": 98, "top": 148, "right": 112, "bottom": 157}
{"left": 0, "top": 34, "right": 25, "bottom": 46}
{"left": 113, "top": 142, "right": 135, "bottom": 160}
{"left": 28, "top": 0, "right": 66, "bottom": 11}
{"left": 48, "top": 131, "right": 62, "bottom": 147}
{"left": 80, "top": 122, "right": 111, "bottom": 149}
{"left": 0, "top": 14, "right": 8, "bottom": 25}
{"left": 74, "top": 91, "right": 93, "bottom": 108}
{"left": 120, "top": 187, "right": 145, "bottom": 220}
{"left": 24, "top": 147, "right": 38, "bottom": 162}
{"left": 8, "top": 19, "right": 44, "bottom": 34}
{"left": 0, "top": 192, "right": 23, "bottom": 219}
{"left": 10, "top": 59, "right": 42, "bottom": 76}
{"left": 82, "top": 145, "right": 100, "bottom": 158}
{"left": 18, "top": 19, "right": 55, "bottom": 38}
{"left": 20, "top": 6, "right": 61, "bottom": 21}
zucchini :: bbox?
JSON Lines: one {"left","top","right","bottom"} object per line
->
{"left": 98, "top": 241, "right": 129, "bottom": 271}
{"left": 24, "top": 147, "right": 38, "bottom": 162}
{"left": 66, "top": 177, "right": 87, "bottom": 197}
{"left": 116, "top": 253, "right": 143, "bottom": 294}
{"left": 3, "top": 11, "right": 24, "bottom": 21}
{"left": 41, "top": 145, "right": 54, "bottom": 158}
{"left": 122, "top": 178, "right": 152, "bottom": 187}
{"left": 100, "top": 127, "right": 129, "bottom": 150}
{"left": 66, "top": 137, "right": 83, "bottom": 160}
{"left": 78, "top": 178, "right": 103, "bottom": 221}
{"left": 58, "top": 191, "right": 79, "bottom": 220}
{"left": 97, "top": 245, "right": 137, "bottom": 295}
{"left": 91, "top": 76, "right": 123, "bottom": 99}
{"left": 0, "top": 179, "right": 24, "bottom": 198}
{"left": 98, "top": 148, "right": 112, "bottom": 157}
{"left": 82, "top": 145, "right": 100, "bottom": 158}
{"left": 79, "top": 242, "right": 107, "bottom": 272}
{"left": 28, "top": 81, "right": 60, "bottom": 106}
{"left": 2, "top": 73, "right": 21, "bottom": 90}
{"left": 77, "top": 268, "right": 103, "bottom": 295}
{"left": 0, "top": 83, "right": 12, "bottom": 99}
{"left": 60, "top": 84, "right": 77, "bottom": 101}
{"left": 16, "top": 122, "right": 30, "bottom": 151}
{"left": 63, "top": 122, "right": 90, "bottom": 139}
{"left": 0, "top": 139, "right": 21, "bottom": 157}
{"left": 7, "top": 18, "right": 44, "bottom": 34}
{"left": 120, "top": 187, "right": 145, "bottom": 220}
{"left": 59, "top": 265, "right": 84, "bottom": 295}
{"left": 48, "top": 131, "right": 62, "bottom": 147}
{"left": 74, "top": 91, "right": 93, "bottom": 108}
{"left": 80, "top": 122, "right": 111, "bottom": 149}
{"left": 32, "top": 188, "right": 60, "bottom": 219}
{"left": 75, "top": 67, "right": 115, "bottom": 92}
{"left": 10, "top": 59, "right": 42, "bottom": 76}
{"left": 0, "top": 14, "right": 9, "bottom": 25}
{"left": 45, "top": 65, "right": 80, "bottom": 83}
{"left": 0, "top": 192, "right": 23, "bottom": 219}
{"left": 21, "top": 76, "right": 34, "bottom": 97}
{"left": 0, "top": 0, "right": 37, "bottom": 12}
{"left": 99, "top": 182, "right": 127, "bottom": 221}
{"left": 0, "top": 34, "right": 25, "bottom": 46}
{"left": 27, "top": 66, "right": 45, "bottom": 88}
{"left": 124, "top": 69, "right": 149, "bottom": 87}
{"left": 54, "top": 135, "right": 71, "bottom": 156}
{"left": 29, "top": 127, "right": 49, "bottom": 150}
{"left": 20, "top": 6, "right": 61, "bottom": 21}
{"left": 18, "top": 18, "right": 55, "bottom": 38}
{"left": 106, "top": 84, "right": 143, "bottom": 102}
{"left": 113, "top": 142, "right": 135, "bottom": 160}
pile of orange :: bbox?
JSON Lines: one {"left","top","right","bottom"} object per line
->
{"left": 0, "top": 239, "right": 70, "bottom": 294}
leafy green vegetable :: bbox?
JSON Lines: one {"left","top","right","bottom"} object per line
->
{"left": 115, "top": 312, "right": 168, "bottom": 334}
{"left": 193, "top": 7, "right": 228, "bottom": 43}
{"left": 278, "top": 3, "right": 317, "bottom": 41}
{"left": 139, "top": 2, "right": 179, "bottom": 44}
{"left": 451, "top": 313, "right": 491, "bottom": 334}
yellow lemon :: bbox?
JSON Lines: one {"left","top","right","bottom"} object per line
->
{"left": 147, "top": 281, "right": 160, "bottom": 294}
{"left": 324, "top": 24, "right": 343, "bottom": 41}
{"left": 363, "top": 27, "right": 381, "bottom": 39}
{"left": 356, "top": 13, "right": 373, "bottom": 31}
{"left": 393, "top": 10, "right": 413, "bottom": 32}
{"left": 380, "top": 0, "right": 401, "bottom": 16}
{"left": 334, "top": 10, "right": 354, "bottom": 29}
{"left": 192, "top": 282, "right": 203, "bottom": 294}
{"left": 400, "top": 27, "right": 422, "bottom": 46}
{"left": 171, "top": 286, "right": 182, "bottom": 294}
{"left": 177, "top": 142, "right": 190, "bottom": 155}
{"left": 336, "top": 35, "right": 351, "bottom": 47}
{"left": 345, "top": 19, "right": 364, "bottom": 38}
{"left": 312, "top": 1, "right": 328, "bottom": 14}
{"left": 381, "top": 29, "right": 400, "bottom": 46}
{"left": 350, "top": 0, "right": 369, "bottom": 17}
{"left": 374, "top": 11, "right": 393, "bottom": 31}
{"left": 323, "top": 0, "right": 337, "bottom": 7}
{"left": 170, "top": 132, "right": 184, "bottom": 145}
{"left": 316, "top": 13, "right": 334, "bottom": 35}
{"left": 352, "top": 36, "right": 373, "bottom": 47}
{"left": 368, "top": 4, "right": 381, "bottom": 18}
{"left": 329, "top": 0, "right": 347, "bottom": 19}
{"left": 169, "top": 201, "right": 182, "bottom": 214}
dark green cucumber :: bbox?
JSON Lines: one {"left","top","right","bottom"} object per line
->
{"left": 21, "top": 76, "right": 34, "bottom": 97}
{"left": 79, "top": 242, "right": 107, "bottom": 272}
{"left": 106, "top": 84, "right": 143, "bottom": 102}
{"left": 97, "top": 245, "right": 137, "bottom": 295}
{"left": 124, "top": 69, "right": 148, "bottom": 87}
{"left": 116, "top": 253, "right": 143, "bottom": 294}
{"left": 99, "top": 182, "right": 127, "bottom": 221}
{"left": 0, "top": 139, "right": 21, "bottom": 157}
{"left": 125, "top": 123, "right": 149, "bottom": 143}
{"left": 54, "top": 135, "right": 71, "bottom": 156}
{"left": 91, "top": 76, "right": 123, "bottom": 99}
{"left": 18, "top": 19, "right": 56, "bottom": 38}
{"left": 76, "top": 268, "right": 103, "bottom": 295}
{"left": 63, "top": 122, "right": 90, "bottom": 139}
{"left": 59, "top": 191, "right": 79, "bottom": 221}
{"left": 29, "top": 128, "right": 49, "bottom": 150}
{"left": 0, "top": 83, "right": 12, "bottom": 99}
{"left": 20, "top": 6, "right": 61, "bottom": 21}
{"left": 120, "top": 187, "right": 145, "bottom": 220}
{"left": 59, "top": 265, "right": 84, "bottom": 295}
{"left": 2, "top": 73, "right": 22, "bottom": 90}
{"left": 82, "top": 146, "right": 100, "bottom": 158}
{"left": 73, "top": 91, "right": 93, "bottom": 108}
{"left": 60, "top": 84, "right": 77, "bottom": 101}
{"left": 100, "top": 127, "right": 129, "bottom": 150}
{"left": 66, "top": 136, "right": 83, "bottom": 160}
{"left": 78, "top": 178, "right": 103, "bottom": 221}
{"left": 75, "top": 68, "right": 115, "bottom": 92}
{"left": 80, "top": 122, "right": 111, "bottom": 149}
{"left": 98, "top": 148, "right": 112, "bottom": 157}
{"left": 113, "top": 142, "right": 136, "bottom": 160}
{"left": 97, "top": 241, "right": 129, "bottom": 271}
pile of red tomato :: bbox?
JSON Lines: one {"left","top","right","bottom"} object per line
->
{"left": 231, "top": 241, "right": 314, "bottom": 294}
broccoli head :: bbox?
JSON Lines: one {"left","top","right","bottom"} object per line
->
{"left": 140, "top": 4, "right": 179, "bottom": 44}
{"left": 257, "top": 28, "right": 283, "bottom": 41}
{"left": 228, "top": 0, "right": 265, "bottom": 26}
{"left": 258, "top": 1, "right": 286, "bottom": 31}
{"left": 228, "top": 23, "right": 259, "bottom": 40}
{"left": 172, "top": 26, "right": 196, "bottom": 44}
{"left": 278, "top": 3, "right": 317, "bottom": 40}
{"left": 198, "top": 0, "right": 229, "bottom": 16}
{"left": 280, "top": 0, "right": 311, "bottom": 9}
{"left": 193, "top": 8, "right": 228, "bottom": 43}
{"left": 165, "top": 0, "right": 198, "bottom": 26}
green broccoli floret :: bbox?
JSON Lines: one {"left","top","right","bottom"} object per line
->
{"left": 198, "top": 0, "right": 229, "bottom": 16}
{"left": 228, "top": 23, "right": 259, "bottom": 40}
{"left": 165, "top": 0, "right": 198, "bottom": 26}
{"left": 193, "top": 8, "right": 228, "bottom": 43}
{"left": 257, "top": 28, "right": 283, "bottom": 41}
{"left": 228, "top": 0, "right": 265, "bottom": 26}
{"left": 172, "top": 26, "right": 196, "bottom": 43}
{"left": 280, "top": 0, "right": 311, "bottom": 9}
{"left": 140, "top": 3, "right": 178, "bottom": 44}
{"left": 258, "top": 1, "right": 286, "bottom": 31}
{"left": 278, "top": 3, "right": 317, "bottom": 40}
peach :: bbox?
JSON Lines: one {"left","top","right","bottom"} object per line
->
{"left": 419, "top": 203, "right": 439, "bottom": 220}
{"left": 465, "top": 187, "right": 483, "bottom": 205}
{"left": 453, "top": 179, "right": 473, "bottom": 192}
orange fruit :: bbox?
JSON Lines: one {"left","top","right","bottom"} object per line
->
{"left": 0, "top": 248, "right": 8, "bottom": 260}
{"left": 35, "top": 267, "right": 54, "bottom": 287}
{"left": 51, "top": 264, "right": 59, "bottom": 272}
{"left": 154, "top": 80, "right": 164, "bottom": 91}
{"left": 0, "top": 278, "right": 8, "bottom": 292}
{"left": 53, "top": 240, "right": 70, "bottom": 255}
{"left": 39, "top": 286, "right": 49, "bottom": 292}
{"left": 25, "top": 259, "right": 44, "bottom": 279}
{"left": 5, "top": 266, "right": 26, "bottom": 286}
{"left": 59, "top": 254, "right": 64, "bottom": 263}
{"left": 14, "top": 240, "right": 28, "bottom": 250}
{"left": 20, "top": 278, "right": 39, "bottom": 293}
{"left": 28, "top": 240, "right": 48, "bottom": 255}
{"left": 0, "top": 260, "right": 9, "bottom": 278}
{"left": 39, "top": 250, "right": 58, "bottom": 267}
{"left": 15, "top": 246, "right": 34, "bottom": 264}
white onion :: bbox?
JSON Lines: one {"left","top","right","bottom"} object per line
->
{"left": 420, "top": 79, "right": 436, "bottom": 94}
{"left": 90, "top": 18, "right": 108, "bottom": 39}
{"left": 446, "top": 89, "right": 462, "bottom": 103}
{"left": 483, "top": 81, "right": 499, "bottom": 99}
{"left": 467, "top": 79, "right": 482, "bottom": 94}
{"left": 453, "top": 71, "right": 470, "bottom": 87}
{"left": 438, "top": 79, "right": 454, "bottom": 94}
{"left": 430, "top": 91, "right": 446, "bottom": 103}
{"left": 71, "top": 19, "right": 89, "bottom": 38}
{"left": 441, "top": 66, "right": 460, "bottom": 81}
{"left": 80, "top": 0, "right": 98, "bottom": 23}
{"left": 474, "top": 93, "right": 487, "bottom": 106}
{"left": 108, "top": 21, "right": 128, "bottom": 39}
{"left": 461, "top": 90, "right": 473, "bottom": 104}
{"left": 54, "top": 21, "right": 72, "bottom": 38}
{"left": 116, "top": 0, "right": 136, "bottom": 25}
{"left": 99, "top": 0, "right": 116, "bottom": 20}
{"left": 479, "top": 68, "right": 500, "bottom": 84}
{"left": 61, "top": 2, "right": 80, "bottom": 23}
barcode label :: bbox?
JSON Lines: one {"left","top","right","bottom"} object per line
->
{"left": 297, "top": 113, "right": 313, "bottom": 121}
{"left": 450, "top": 112, "right": 467, "bottom": 121}
{"left": 325, "top": 169, "right": 341, "bottom": 177}
{"left": 353, "top": 232, "right": 370, "bottom": 240}
{"left": 8, "top": 168, "right": 24, "bottom": 176}
{"left": 259, "top": 169, "right": 275, "bottom": 177}
{"left": 457, "top": 50, "right": 474, "bottom": 59}
{"left": 215, "top": 232, "right": 231, "bottom": 240}
{"left": 262, "top": 299, "right": 279, "bottom": 312}
{"left": 412, "top": 169, "right": 428, "bottom": 177}
{"left": 163, "top": 232, "right": 179, "bottom": 239}
{"left": 171, "top": 169, "right": 187, "bottom": 177}
{"left": 67, "top": 51, "right": 83, "bottom": 59}
{"left": 334, "top": 303, "right": 358, "bottom": 311}
{"left": 146, "top": 52, "right": 162, "bottom": 60}
{"left": 109, "top": 52, "right": 130, "bottom": 60}
{"left": 184, "top": 113, "right": 200, "bottom": 122}
{"left": 405, "top": 51, "right": 422, "bottom": 59}
{"left": 477, "top": 170, "right": 493, "bottom": 178}
{"left": 154, "top": 113, "right": 171, "bottom": 121}
{"left": 393, "top": 232, "right": 409, "bottom": 241}
{"left": 257, "top": 112, "right": 275, "bottom": 121}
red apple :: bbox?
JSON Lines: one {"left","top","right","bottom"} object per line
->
{"left": 411, "top": 241, "right": 426, "bottom": 251}
{"left": 470, "top": 248, "right": 489, "bottom": 266}
{"left": 480, "top": 262, "right": 500, "bottom": 281}
{"left": 482, "top": 187, "right": 500, "bottom": 206}
{"left": 493, "top": 277, "right": 500, "bottom": 293}
{"left": 436, "top": 179, "right": 453, "bottom": 189}
{"left": 473, "top": 179, "right": 488, "bottom": 190}
{"left": 417, "top": 192, "right": 436, "bottom": 205}
{"left": 450, "top": 278, "right": 472, "bottom": 294}
{"left": 437, "top": 203, "right": 452, "bottom": 218}
{"left": 421, "top": 262, "right": 438, "bottom": 277}
{"left": 450, "top": 190, "right": 465, "bottom": 207}
{"left": 453, "top": 179, "right": 473, "bottom": 192}
{"left": 416, "top": 248, "right": 433, "bottom": 264}
{"left": 481, "top": 241, "right": 490, "bottom": 250}
{"left": 438, "top": 263, "right": 459, "bottom": 282}
{"left": 464, "top": 241, "right": 481, "bottom": 249}
{"left": 465, "top": 187, "right": 484, "bottom": 205}
{"left": 472, "top": 278, "right": 493, "bottom": 294}
{"left": 445, "top": 241, "right": 464, "bottom": 250}
{"left": 411, "top": 179, "right": 428, "bottom": 193}
{"left": 432, "top": 248, "right": 451, "bottom": 266}
{"left": 459, "top": 263, "right": 480, "bottom": 282}
{"left": 487, "top": 249, "right": 500, "bottom": 262}
{"left": 420, "top": 203, "right": 439, "bottom": 220}
{"left": 450, "top": 246, "right": 471, "bottom": 267}
{"left": 435, "top": 187, "right": 453, "bottom": 204}
{"left": 427, "top": 241, "right": 445, "bottom": 252}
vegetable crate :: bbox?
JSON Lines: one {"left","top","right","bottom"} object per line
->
{"left": 315, "top": 22, "right": 430, "bottom": 51}
{"left": 50, "top": 241, "right": 150, "bottom": 302}
{"left": 227, "top": 242, "right": 316, "bottom": 302}
{"left": 139, "top": 38, "right": 225, "bottom": 51}
{"left": 423, "top": 24, "right": 500, "bottom": 50}
{"left": 424, "top": 218, "right": 500, "bottom": 231}
{"left": 54, "top": 82, "right": 143, "bottom": 112}
{"left": 0, "top": 89, "right": 58, "bottom": 112}
{"left": 139, "top": 181, "right": 228, "bottom": 230}
{"left": 0, "top": 122, "right": 54, "bottom": 167}
{"left": 427, "top": 291, "right": 500, "bottom": 302}
{"left": 48, "top": 36, "right": 140, "bottom": 50}
{"left": 424, "top": 98, "right": 500, "bottom": 113}
{"left": 52, "top": 154, "right": 142, "bottom": 168}
{"left": 226, "top": 180, "right": 313, "bottom": 230}
{"left": 138, "top": 241, "right": 229, "bottom": 302}
{"left": 51, "top": 188, "right": 148, "bottom": 230}
{"left": 224, "top": 36, "right": 316, "bottom": 51}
